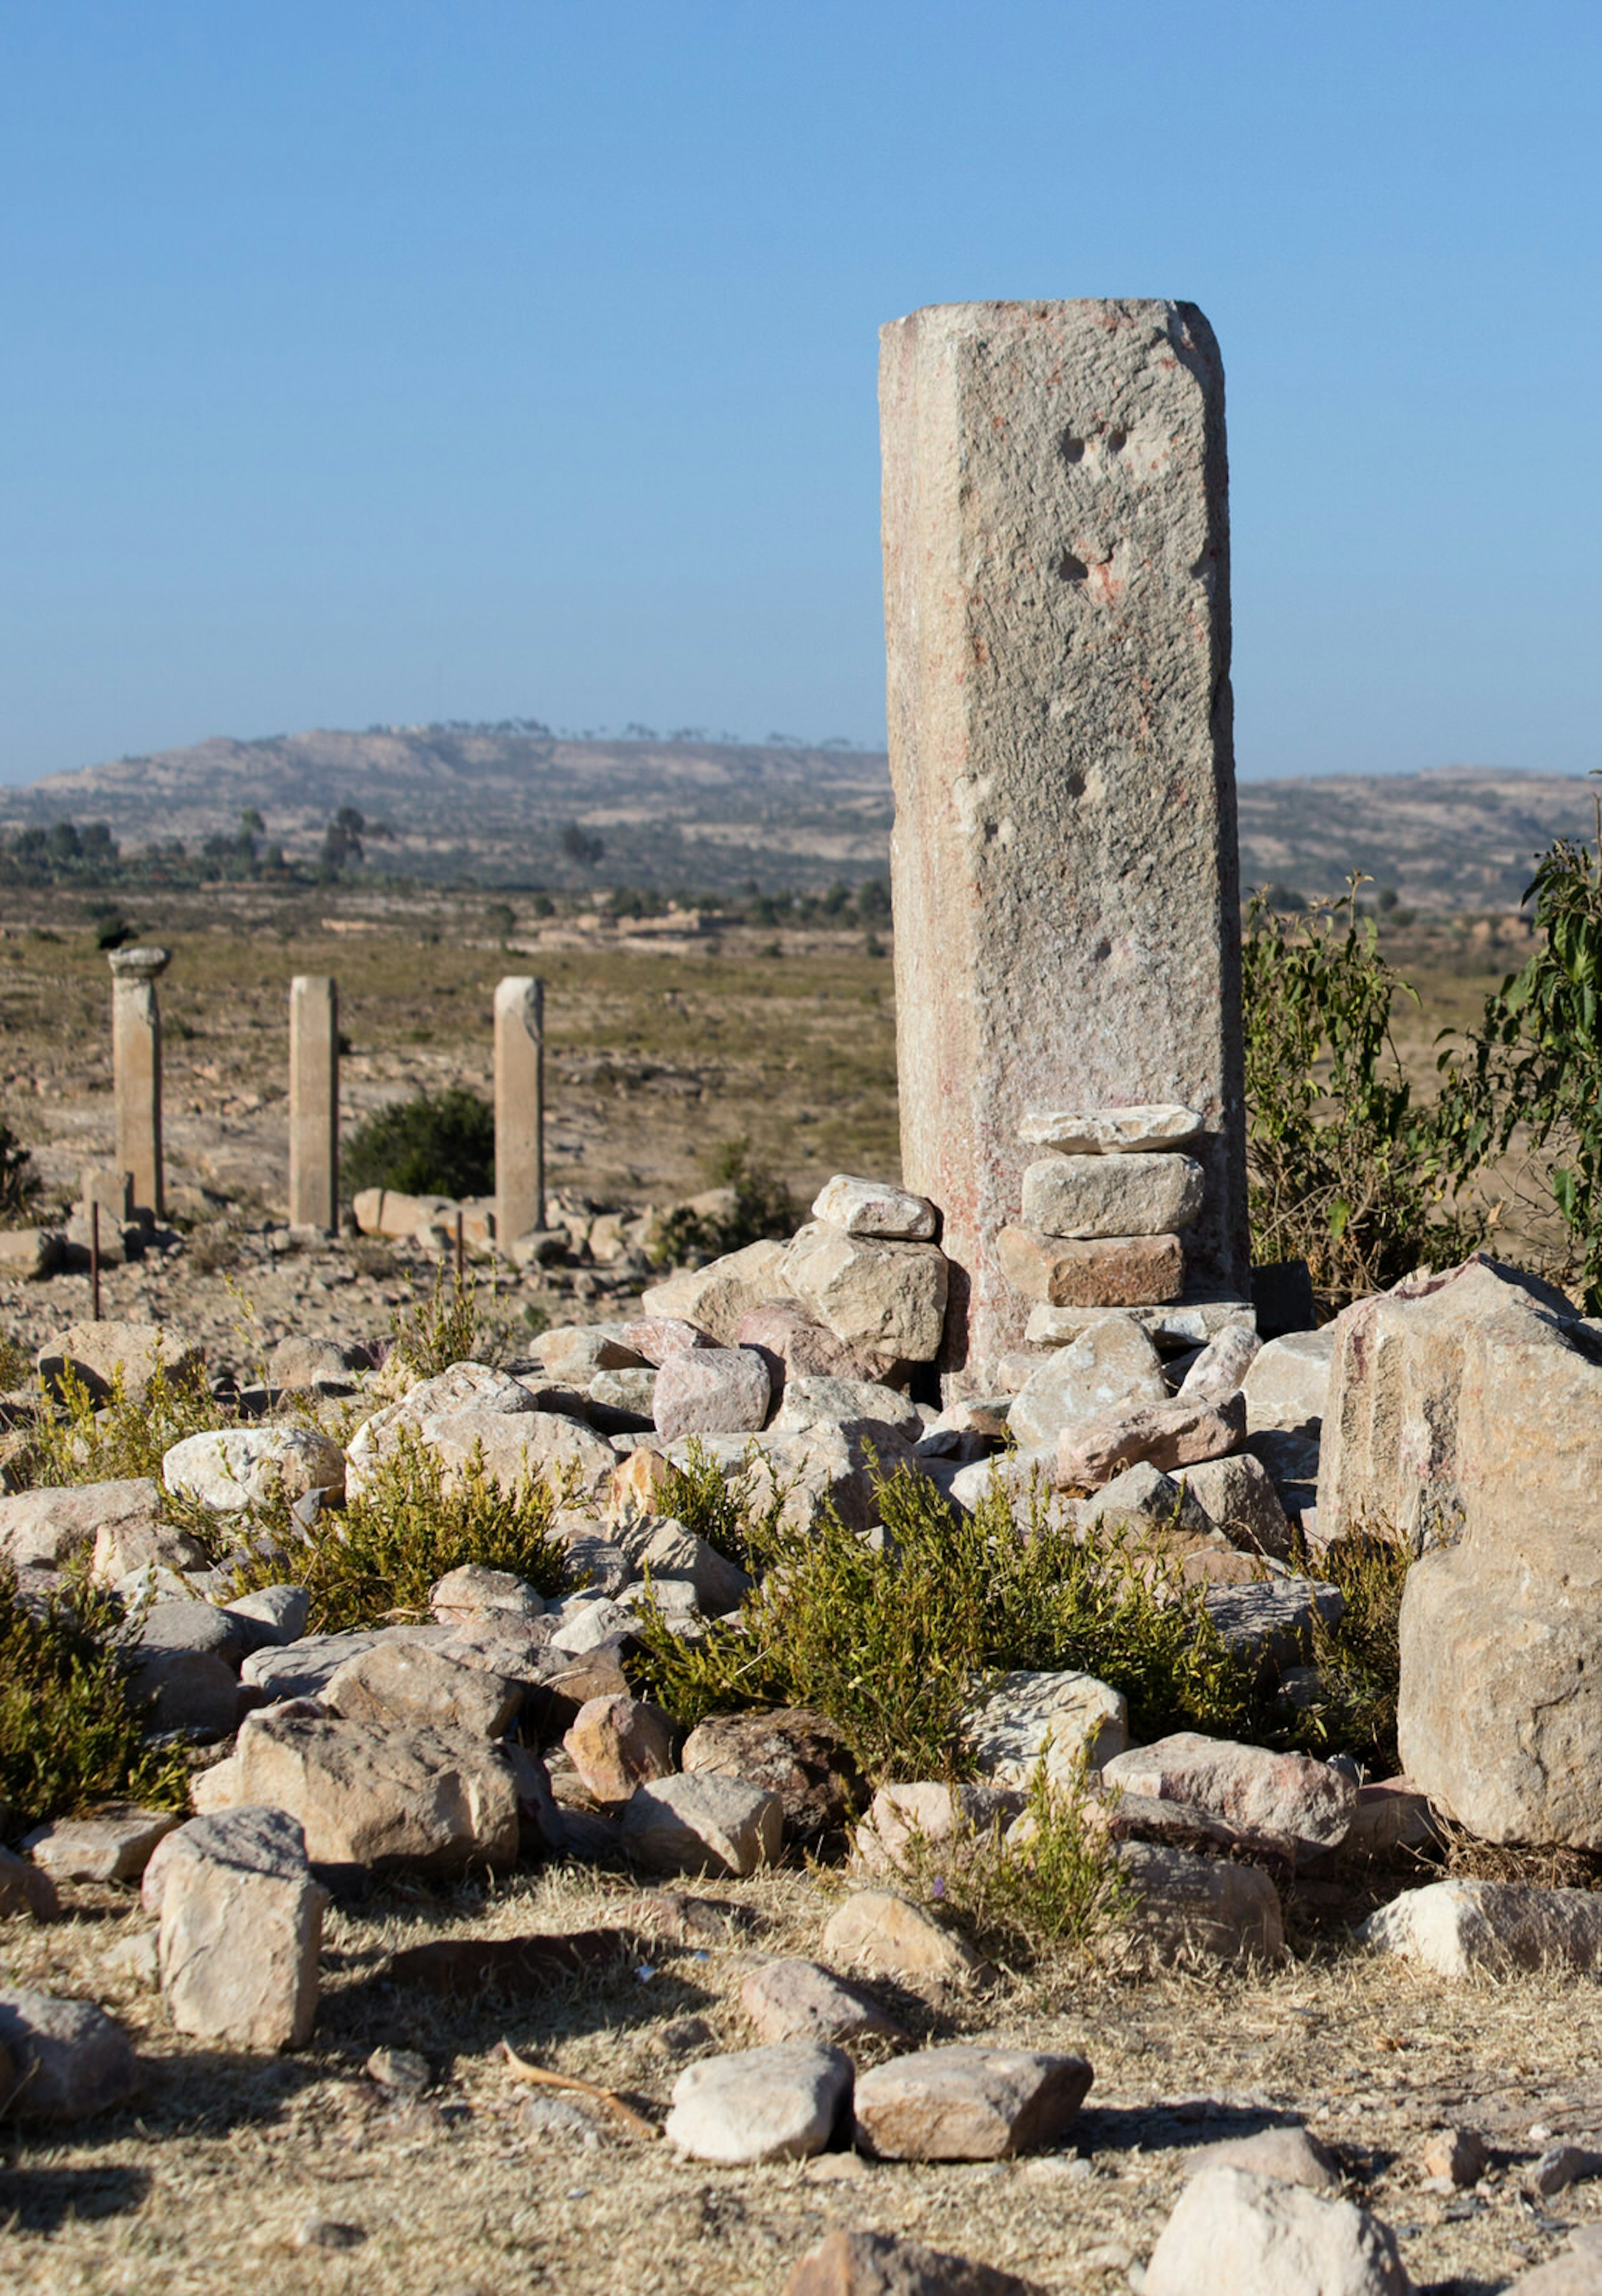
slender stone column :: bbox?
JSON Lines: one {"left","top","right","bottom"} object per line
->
{"left": 879, "top": 299, "right": 1248, "bottom": 1385}
{"left": 494, "top": 976, "right": 545, "bottom": 1244}
{"left": 289, "top": 976, "right": 339, "bottom": 1232}
{"left": 108, "top": 946, "right": 169, "bottom": 1224}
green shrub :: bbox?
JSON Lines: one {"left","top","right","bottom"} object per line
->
{"left": 894, "top": 1758, "right": 1133, "bottom": 1963}
{"left": 654, "top": 1135, "right": 795, "bottom": 1264}
{"left": 388, "top": 1260, "right": 509, "bottom": 1379}
{"left": 20, "top": 1358, "right": 237, "bottom": 1494}
{"left": 1242, "top": 879, "right": 1480, "bottom": 1308}
{"left": 0, "top": 1118, "right": 40, "bottom": 1225}
{"left": 632, "top": 1462, "right": 1255, "bottom": 1781}
{"left": 651, "top": 1436, "right": 790, "bottom": 1574}
{"left": 0, "top": 1562, "right": 189, "bottom": 1836}
{"left": 1283, "top": 1529, "right": 1410, "bottom": 1775}
{"left": 233, "top": 1429, "right": 568, "bottom": 1634}
{"left": 342, "top": 1085, "right": 496, "bottom": 1200}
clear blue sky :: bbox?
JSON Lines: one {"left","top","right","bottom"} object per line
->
{"left": 2, "top": 0, "right": 1597, "bottom": 784}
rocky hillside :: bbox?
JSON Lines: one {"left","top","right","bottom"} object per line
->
{"left": 0, "top": 724, "right": 1591, "bottom": 907}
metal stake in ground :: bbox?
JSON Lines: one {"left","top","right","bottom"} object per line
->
{"left": 90, "top": 1200, "right": 100, "bottom": 1322}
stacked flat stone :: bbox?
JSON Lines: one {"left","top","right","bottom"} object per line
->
{"left": 995, "top": 1105, "right": 1205, "bottom": 1313}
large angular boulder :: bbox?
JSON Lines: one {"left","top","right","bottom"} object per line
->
{"left": 1145, "top": 2168, "right": 1409, "bottom": 2296}
{"left": 660, "top": 1422, "right": 918, "bottom": 1535}
{"left": 652, "top": 1345, "right": 770, "bottom": 1440}
{"left": 640, "top": 1240, "right": 791, "bottom": 1345}
{"left": 1244, "top": 1328, "right": 1334, "bottom": 1435}
{"left": 323, "top": 1640, "right": 521, "bottom": 1738}
{"left": 0, "top": 1478, "right": 166, "bottom": 1573}
{"left": 781, "top": 1222, "right": 948, "bottom": 1363}
{"left": 621, "top": 1773, "right": 783, "bottom": 1877}
{"left": 1101, "top": 1733, "right": 1355, "bottom": 1858}
{"left": 772, "top": 1373, "right": 923, "bottom": 1442}
{"left": 220, "top": 1710, "right": 519, "bottom": 1872}
{"left": 965, "top": 1670, "right": 1128, "bottom": 1785}
{"left": 163, "top": 1426, "right": 346, "bottom": 1509}
{"left": 36, "top": 1320, "right": 203, "bottom": 1405}
{"left": 1369, "top": 1262, "right": 1602, "bottom": 1845}
{"left": 362, "top": 1404, "right": 615, "bottom": 1501}
{"left": 1117, "top": 1842, "right": 1285, "bottom": 1963}
{"left": 154, "top": 1808, "right": 327, "bottom": 2050}
{"left": 1005, "top": 1320, "right": 1166, "bottom": 1450}
{"left": 1019, "top": 1152, "right": 1204, "bottom": 1240}
{"left": 853, "top": 2046, "right": 1093, "bottom": 2161}
{"left": 1357, "top": 1879, "right": 1602, "bottom": 1977}
{"left": 734, "top": 1302, "right": 899, "bottom": 1396}
{"left": 1056, "top": 1393, "right": 1245, "bottom": 1490}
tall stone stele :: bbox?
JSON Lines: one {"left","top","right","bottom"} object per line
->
{"left": 288, "top": 976, "right": 339, "bottom": 1233}
{"left": 108, "top": 945, "right": 170, "bottom": 1224}
{"left": 494, "top": 976, "right": 546, "bottom": 1245}
{"left": 879, "top": 299, "right": 1249, "bottom": 1383}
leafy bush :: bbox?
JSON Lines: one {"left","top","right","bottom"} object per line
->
{"left": 893, "top": 1759, "right": 1132, "bottom": 1963}
{"left": 1436, "top": 808, "right": 1602, "bottom": 1310}
{"left": 233, "top": 1429, "right": 567, "bottom": 1634}
{"left": 1284, "top": 1530, "right": 1410, "bottom": 1775}
{"left": 20, "top": 1358, "right": 237, "bottom": 1494}
{"left": 651, "top": 1436, "right": 790, "bottom": 1574}
{"left": 343, "top": 1086, "right": 496, "bottom": 1201}
{"left": 633, "top": 1462, "right": 1255, "bottom": 1781}
{"left": 0, "top": 1562, "right": 189, "bottom": 1835}
{"left": 388, "top": 1260, "right": 509, "bottom": 1379}
{"left": 1242, "top": 880, "right": 1479, "bottom": 1308}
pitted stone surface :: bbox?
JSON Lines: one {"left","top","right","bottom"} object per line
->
{"left": 880, "top": 299, "right": 1246, "bottom": 1387}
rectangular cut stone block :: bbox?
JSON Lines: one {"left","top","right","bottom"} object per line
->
{"left": 494, "top": 977, "right": 545, "bottom": 1245}
{"left": 881, "top": 300, "right": 1246, "bottom": 1385}
{"left": 1025, "top": 1298, "right": 1253, "bottom": 1353}
{"left": 1020, "top": 1152, "right": 1203, "bottom": 1240}
{"left": 108, "top": 948, "right": 169, "bottom": 1221}
{"left": 288, "top": 976, "right": 338, "bottom": 1233}
{"left": 996, "top": 1227, "right": 1184, "bottom": 1308}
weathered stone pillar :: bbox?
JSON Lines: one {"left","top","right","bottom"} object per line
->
{"left": 289, "top": 976, "right": 339, "bottom": 1232}
{"left": 494, "top": 976, "right": 545, "bottom": 1244}
{"left": 108, "top": 946, "right": 170, "bottom": 1223}
{"left": 879, "top": 299, "right": 1248, "bottom": 1383}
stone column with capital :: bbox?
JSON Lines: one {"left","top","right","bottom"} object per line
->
{"left": 289, "top": 976, "right": 339, "bottom": 1232}
{"left": 494, "top": 976, "right": 545, "bottom": 1245}
{"left": 108, "top": 946, "right": 170, "bottom": 1223}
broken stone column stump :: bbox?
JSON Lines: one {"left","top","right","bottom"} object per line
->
{"left": 108, "top": 947, "right": 170, "bottom": 1223}
{"left": 288, "top": 976, "right": 339, "bottom": 1234}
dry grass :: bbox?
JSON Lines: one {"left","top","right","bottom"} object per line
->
{"left": 8, "top": 1861, "right": 1602, "bottom": 2293}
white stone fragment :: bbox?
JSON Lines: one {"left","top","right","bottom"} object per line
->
{"left": 1145, "top": 2166, "right": 1409, "bottom": 2296}
{"left": 1019, "top": 1105, "right": 1206, "bottom": 1155}
{"left": 1357, "top": 1878, "right": 1602, "bottom": 1978}
{"left": 810, "top": 1174, "right": 938, "bottom": 1241}
{"left": 665, "top": 2042, "right": 852, "bottom": 2163}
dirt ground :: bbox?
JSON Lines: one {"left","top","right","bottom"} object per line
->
{"left": 7, "top": 1864, "right": 1602, "bottom": 2296}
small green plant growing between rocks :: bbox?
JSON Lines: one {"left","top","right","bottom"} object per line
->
{"left": 0, "top": 1117, "right": 40, "bottom": 1226}
{"left": 0, "top": 1560, "right": 189, "bottom": 1834}
{"left": 1283, "top": 1528, "right": 1410, "bottom": 1775}
{"left": 20, "top": 1358, "right": 238, "bottom": 1492}
{"left": 389, "top": 1259, "right": 509, "bottom": 1379}
{"left": 651, "top": 1436, "right": 790, "bottom": 1574}
{"left": 234, "top": 1429, "right": 568, "bottom": 1634}
{"left": 633, "top": 1462, "right": 1255, "bottom": 1782}
{"left": 894, "top": 1756, "right": 1133, "bottom": 1964}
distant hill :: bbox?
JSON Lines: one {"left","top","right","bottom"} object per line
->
{"left": 0, "top": 725, "right": 1590, "bottom": 909}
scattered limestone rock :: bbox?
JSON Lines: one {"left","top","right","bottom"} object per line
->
{"left": 1339, "top": 1778, "right": 1440, "bottom": 1860}
{"left": 223, "top": 1710, "right": 520, "bottom": 1874}
{"left": 640, "top": 1239, "right": 791, "bottom": 1345}
{"left": 37, "top": 1319, "right": 204, "bottom": 1405}
{"left": 1176, "top": 1452, "right": 1294, "bottom": 1559}
{"left": 1005, "top": 1320, "right": 1167, "bottom": 1450}
{"left": 0, "top": 1844, "right": 60, "bottom": 1919}
{"left": 135, "top": 1598, "right": 249, "bottom": 1665}
{"left": 1116, "top": 1842, "right": 1285, "bottom": 1963}
{"left": 820, "top": 1891, "right": 988, "bottom": 1987}
{"left": 1418, "top": 2127, "right": 1488, "bottom": 2186}
{"left": 1176, "top": 1320, "right": 1262, "bottom": 1403}
{"left": 628, "top": 1519, "right": 751, "bottom": 1613}
{"left": 811, "top": 1174, "right": 938, "bottom": 1242}
{"left": 782, "top": 1222, "right": 948, "bottom": 1362}
{"left": 996, "top": 1227, "right": 1184, "bottom": 1310}
{"left": 619, "top": 1315, "right": 711, "bottom": 1366}
{"left": 1078, "top": 1458, "right": 1212, "bottom": 1539}
{"left": 773, "top": 1373, "right": 924, "bottom": 1441}
{"left": 222, "top": 1584, "right": 310, "bottom": 1646}
{"left": 851, "top": 1781, "right": 1024, "bottom": 1882}
{"left": 1203, "top": 1578, "right": 1343, "bottom": 1666}
{"left": 0, "top": 1988, "right": 142, "bottom": 2122}
{"left": 735, "top": 1302, "right": 898, "bottom": 1395}
{"left": 853, "top": 2045, "right": 1093, "bottom": 2161}
{"left": 154, "top": 1807, "right": 327, "bottom": 2050}
{"left": 564, "top": 1695, "right": 677, "bottom": 1803}
{"left": 22, "top": 1804, "right": 181, "bottom": 1886}
{"left": 1244, "top": 1328, "right": 1334, "bottom": 1434}
{"left": 411, "top": 1407, "right": 618, "bottom": 1501}
{"left": 1144, "top": 2166, "right": 1409, "bottom": 2296}
{"left": 535, "top": 1323, "right": 649, "bottom": 1380}
{"left": 665, "top": 2040, "right": 853, "bottom": 2163}
{"left": 128, "top": 1647, "right": 239, "bottom": 1737}
{"left": 163, "top": 1426, "right": 346, "bottom": 1509}
{"left": 622, "top": 1772, "right": 783, "bottom": 1877}
{"left": 1358, "top": 1878, "right": 1602, "bottom": 1977}
{"left": 1529, "top": 2145, "right": 1602, "bottom": 2199}
{"left": 0, "top": 1478, "right": 165, "bottom": 1573}
{"left": 1019, "top": 1105, "right": 1204, "bottom": 1155}
{"left": 240, "top": 1624, "right": 448, "bottom": 1703}
{"left": 741, "top": 1957, "right": 908, "bottom": 2047}
{"left": 965, "top": 1669, "right": 1128, "bottom": 1785}
{"left": 91, "top": 1501, "right": 208, "bottom": 1587}
{"left": 652, "top": 1344, "right": 770, "bottom": 1440}
{"left": 1186, "top": 2125, "right": 1340, "bottom": 2190}
{"left": 1056, "top": 1393, "right": 1246, "bottom": 1489}
{"left": 268, "top": 1334, "right": 361, "bottom": 1391}
{"left": 1102, "top": 1733, "right": 1355, "bottom": 1857}
{"left": 1020, "top": 1151, "right": 1204, "bottom": 1240}
{"left": 784, "top": 2228, "right": 1047, "bottom": 2296}
{"left": 661, "top": 1421, "right": 918, "bottom": 1536}
{"left": 324, "top": 1640, "right": 521, "bottom": 1737}
{"left": 429, "top": 1563, "right": 546, "bottom": 1621}
{"left": 680, "top": 1708, "right": 866, "bottom": 1844}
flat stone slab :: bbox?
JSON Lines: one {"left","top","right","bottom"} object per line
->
{"left": 1101, "top": 1731, "right": 1355, "bottom": 1853}
{"left": 1018, "top": 1105, "right": 1205, "bottom": 1155}
{"left": 853, "top": 2045, "right": 1093, "bottom": 2160}
{"left": 1026, "top": 1299, "right": 1255, "bottom": 1354}
{"left": 740, "top": 1959, "right": 908, "bottom": 2047}
{"left": 811, "top": 1174, "right": 939, "bottom": 1241}
{"left": 965, "top": 1669, "right": 1128, "bottom": 1785}
{"left": 1358, "top": 1878, "right": 1602, "bottom": 1977}
{"left": 23, "top": 1804, "right": 181, "bottom": 1885}
{"left": 665, "top": 2041, "right": 853, "bottom": 2163}
{"left": 1021, "top": 1153, "right": 1204, "bottom": 1241}
{"left": 997, "top": 1229, "right": 1185, "bottom": 1310}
